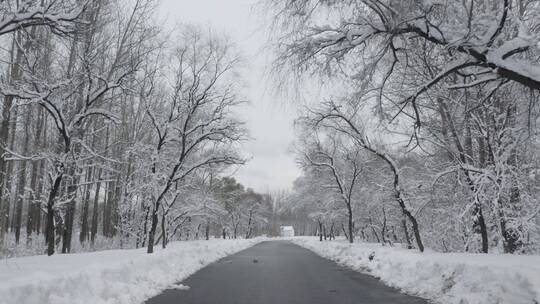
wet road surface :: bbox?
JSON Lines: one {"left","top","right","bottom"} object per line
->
{"left": 146, "top": 241, "right": 428, "bottom": 304}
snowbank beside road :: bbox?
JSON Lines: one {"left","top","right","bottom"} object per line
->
{"left": 0, "top": 238, "right": 264, "bottom": 304}
{"left": 291, "top": 237, "right": 540, "bottom": 304}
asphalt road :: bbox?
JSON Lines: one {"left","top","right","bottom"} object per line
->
{"left": 146, "top": 241, "right": 428, "bottom": 304}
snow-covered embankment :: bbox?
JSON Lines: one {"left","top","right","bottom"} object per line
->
{"left": 0, "top": 238, "right": 264, "bottom": 304}
{"left": 291, "top": 237, "right": 540, "bottom": 304}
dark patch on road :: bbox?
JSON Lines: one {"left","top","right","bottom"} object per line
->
{"left": 146, "top": 241, "right": 428, "bottom": 304}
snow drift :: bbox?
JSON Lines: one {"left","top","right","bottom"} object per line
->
{"left": 291, "top": 237, "right": 540, "bottom": 304}
{"left": 0, "top": 239, "right": 263, "bottom": 304}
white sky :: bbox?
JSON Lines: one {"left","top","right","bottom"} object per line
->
{"left": 158, "top": 0, "right": 301, "bottom": 192}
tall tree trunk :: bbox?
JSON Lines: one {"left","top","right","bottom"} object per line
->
{"left": 26, "top": 108, "right": 44, "bottom": 243}
{"left": 5, "top": 107, "right": 19, "bottom": 233}
{"left": 62, "top": 166, "right": 78, "bottom": 254}
{"left": 90, "top": 169, "right": 102, "bottom": 246}
{"left": 79, "top": 167, "right": 93, "bottom": 244}
{"left": 34, "top": 104, "right": 48, "bottom": 237}
{"left": 46, "top": 174, "right": 63, "bottom": 256}
{"left": 147, "top": 206, "right": 159, "bottom": 253}
{"left": 111, "top": 179, "right": 121, "bottom": 237}
{"left": 442, "top": 101, "right": 488, "bottom": 253}
{"left": 347, "top": 203, "right": 354, "bottom": 244}
{"left": 498, "top": 105, "right": 522, "bottom": 253}
{"left": 31, "top": 28, "right": 52, "bottom": 240}
{"left": 318, "top": 221, "right": 323, "bottom": 241}
{"left": 14, "top": 108, "right": 31, "bottom": 244}
{"left": 102, "top": 120, "right": 112, "bottom": 237}
{"left": 102, "top": 180, "right": 111, "bottom": 237}
{"left": 472, "top": 199, "right": 489, "bottom": 253}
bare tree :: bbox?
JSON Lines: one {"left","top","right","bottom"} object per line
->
{"left": 299, "top": 133, "right": 362, "bottom": 243}
{"left": 143, "top": 28, "right": 246, "bottom": 253}
{"left": 299, "top": 102, "right": 425, "bottom": 251}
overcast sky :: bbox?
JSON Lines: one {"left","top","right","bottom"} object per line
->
{"left": 158, "top": 0, "right": 301, "bottom": 192}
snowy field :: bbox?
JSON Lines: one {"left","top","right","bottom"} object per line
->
{"left": 0, "top": 238, "right": 264, "bottom": 304}
{"left": 291, "top": 237, "right": 540, "bottom": 304}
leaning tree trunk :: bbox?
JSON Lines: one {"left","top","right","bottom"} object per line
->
{"left": 341, "top": 223, "right": 348, "bottom": 241}
{"left": 329, "top": 114, "right": 424, "bottom": 251}
{"left": 401, "top": 213, "right": 412, "bottom": 249}
{"left": 147, "top": 180, "right": 175, "bottom": 253}
{"left": 400, "top": 200, "right": 424, "bottom": 252}
{"left": 382, "top": 154, "right": 424, "bottom": 251}
{"left": 161, "top": 212, "right": 167, "bottom": 249}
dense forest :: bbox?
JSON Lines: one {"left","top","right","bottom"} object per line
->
{"left": 0, "top": 0, "right": 273, "bottom": 257}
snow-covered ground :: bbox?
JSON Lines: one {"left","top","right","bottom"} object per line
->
{"left": 0, "top": 238, "right": 264, "bottom": 304}
{"left": 291, "top": 237, "right": 540, "bottom": 304}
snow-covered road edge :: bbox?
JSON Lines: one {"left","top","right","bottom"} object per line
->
{"left": 290, "top": 237, "right": 540, "bottom": 304}
{"left": 0, "top": 238, "right": 266, "bottom": 304}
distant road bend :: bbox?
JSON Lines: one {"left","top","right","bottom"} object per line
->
{"left": 146, "top": 241, "right": 427, "bottom": 304}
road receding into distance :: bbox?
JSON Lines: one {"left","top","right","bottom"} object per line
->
{"left": 146, "top": 241, "right": 428, "bottom": 304}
